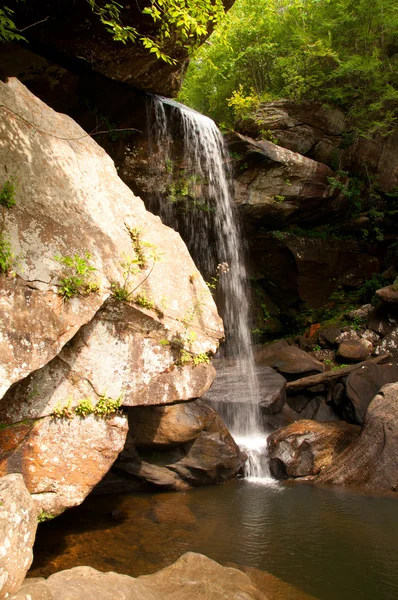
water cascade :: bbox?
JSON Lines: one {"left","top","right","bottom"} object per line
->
{"left": 146, "top": 96, "right": 272, "bottom": 480}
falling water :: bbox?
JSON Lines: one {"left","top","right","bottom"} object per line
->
{"left": 146, "top": 96, "right": 272, "bottom": 480}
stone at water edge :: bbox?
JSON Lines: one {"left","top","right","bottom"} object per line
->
{"left": 267, "top": 420, "right": 360, "bottom": 479}
{"left": 9, "top": 579, "right": 53, "bottom": 600}
{"left": 113, "top": 399, "right": 245, "bottom": 490}
{"left": 44, "top": 553, "right": 267, "bottom": 600}
{"left": 317, "top": 382, "right": 398, "bottom": 491}
{"left": 0, "top": 474, "right": 38, "bottom": 600}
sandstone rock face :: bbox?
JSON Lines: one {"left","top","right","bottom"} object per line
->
{"left": 267, "top": 420, "right": 360, "bottom": 479}
{"left": 44, "top": 553, "right": 266, "bottom": 600}
{"left": 0, "top": 474, "right": 38, "bottom": 600}
{"left": 228, "top": 133, "right": 347, "bottom": 228}
{"left": 317, "top": 382, "right": 398, "bottom": 491}
{"left": 0, "top": 78, "right": 223, "bottom": 513}
{"left": 113, "top": 400, "right": 245, "bottom": 489}
{"left": 0, "top": 415, "right": 128, "bottom": 516}
{"left": 9, "top": 578, "right": 53, "bottom": 600}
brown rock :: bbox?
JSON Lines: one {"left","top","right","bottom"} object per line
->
{"left": 265, "top": 346, "right": 324, "bottom": 380}
{"left": 374, "top": 327, "right": 398, "bottom": 357}
{"left": 0, "top": 474, "right": 38, "bottom": 600}
{"left": 115, "top": 400, "right": 245, "bottom": 489}
{"left": 317, "top": 382, "right": 398, "bottom": 491}
{"left": 45, "top": 553, "right": 266, "bottom": 600}
{"left": 128, "top": 399, "right": 217, "bottom": 447}
{"left": 0, "top": 415, "right": 128, "bottom": 516}
{"left": 376, "top": 285, "right": 398, "bottom": 304}
{"left": 337, "top": 339, "right": 372, "bottom": 362}
{"left": 9, "top": 579, "right": 53, "bottom": 600}
{"left": 345, "top": 362, "right": 398, "bottom": 424}
{"left": 267, "top": 420, "right": 360, "bottom": 479}
{"left": 228, "top": 132, "right": 347, "bottom": 228}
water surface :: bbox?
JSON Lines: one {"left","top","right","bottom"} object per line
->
{"left": 30, "top": 480, "right": 398, "bottom": 600}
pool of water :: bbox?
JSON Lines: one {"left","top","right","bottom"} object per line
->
{"left": 30, "top": 480, "right": 398, "bottom": 600}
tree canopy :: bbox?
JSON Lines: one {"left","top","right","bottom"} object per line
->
{"left": 179, "top": 0, "right": 398, "bottom": 135}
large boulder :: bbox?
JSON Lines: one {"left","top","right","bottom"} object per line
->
{"left": 113, "top": 400, "right": 245, "bottom": 489}
{"left": 267, "top": 420, "right": 360, "bottom": 479}
{"left": 317, "top": 382, "right": 398, "bottom": 491}
{"left": 43, "top": 553, "right": 266, "bottom": 600}
{"left": 260, "top": 345, "right": 324, "bottom": 381}
{"left": 345, "top": 362, "right": 398, "bottom": 424}
{"left": 0, "top": 415, "right": 128, "bottom": 517}
{"left": 0, "top": 474, "right": 38, "bottom": 600}
{"left": 0, "top": 78, "right": 223, "bottom": 513}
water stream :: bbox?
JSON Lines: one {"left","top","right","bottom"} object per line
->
{"left": 146, "top": 96, "right": 270, "bottom": 478}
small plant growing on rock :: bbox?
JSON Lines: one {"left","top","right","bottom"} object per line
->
{"left": 74, "top": 398, "right": 95, "bottom": 417}
{"left": 0, "top": 231, "right": 15, "bottom": 274}
{"left": 37, "top": 510, "right": 55, "bottom": 523}
{"left": 55, "top": 252, "right": 99, "bottom": 300}
{"left": 52, "top": 394, "right": 122, "bottom": 419}
{"left": 0, "top": 176, "right": 17, "bottom": 209}
{"left": 53, "top": 399, "right": 74, "bottom": 419}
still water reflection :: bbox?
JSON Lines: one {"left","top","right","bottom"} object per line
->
{"left": 30, "top": 481, "right": 398, "bottom": 600}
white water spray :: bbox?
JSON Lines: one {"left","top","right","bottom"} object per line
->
{"left": 147, "top": 96, "right": 272, "bottom": 480}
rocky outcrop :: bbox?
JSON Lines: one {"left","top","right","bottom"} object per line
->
{"left": 228, "top": 132, "right": 347, "bottom": 228}
{"left": 5, "top": 1, "right": 234, "bottom": 96}
{"left": 112, "top": 400, "right": 245, "bottom": 489}
{"left": 0, "top": 78, "right": 224, "bottom": 514}
{"left": 258, "top": 344, "right": 324, "bottom": 380}
{"left": 235, "top": 99, "right": 398, "bottom": 195}
{"left": 0, "top": 474, "right": 38, "bottom": 600}
{"left": 345, "top": 362, "right": 398, "bottom": 424}
{"left": 267, "top": 420, "right": 360, "bottom": 479}
{"left": 317, "top": 382, "right": 398, "bottom": 491}
{"left": 38, "top": 553, "right": 266, "bottom": 600}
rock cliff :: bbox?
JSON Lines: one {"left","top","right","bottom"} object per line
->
{"left": 0, "top": 78, "right": 226, "bottom": 515}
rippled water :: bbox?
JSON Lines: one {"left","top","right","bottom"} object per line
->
{"left": 30, "top": 481, "right": 398, "bottom": 600}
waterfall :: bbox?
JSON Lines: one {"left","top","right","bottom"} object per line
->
{"left": 146, "top": 96, "right": 272, "bottom": 481}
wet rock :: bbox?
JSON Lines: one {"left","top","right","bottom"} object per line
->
{"left": 114, "top": 400, "right": 245, "bottom": 489}
{"left": 318, "top": 327, "right": 344, "bottom": 347}
{"left": 337, "top": 339, "right": 372, "bottom": 362}
{"left": 345, "top": 362, "right": 398, "bottom": 425}
{"left": 268, "top": 420, "right": 360, "bottom": 479}
{"left": 287, "top": 395, "right": 339, "bottom": 422}
{"left": 45, "top": 553, "right": 266, "bottom": 600}
{"left": 203, "top": 360, "right": 286, "bottom": 415}
{"left": 0, "top": 415, "right": 128, "bottom": 516}
{"left": 376, "top": 285, "right": 398, "bottom": 304}
{"left": 317, "top": 382, "right": 398, "bottom": 491}
{"left": 0, "top": 474, "right": 38, "bottom": 600}
{"left": 368, "top": 303, "right": 398, "bottom": 337}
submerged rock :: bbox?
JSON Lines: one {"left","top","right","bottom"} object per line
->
{"left": 267, "top": 420, "right": 360, "bottom": 479}
{"left": 0, "top": 474, "right": 38, "bottom": 600}
{"left": 317, "top": 382, "right": 398, "bottom": 491}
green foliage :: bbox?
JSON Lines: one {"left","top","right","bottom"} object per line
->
{"left": 0, "top": 231, "right": 15, "bottom": 274}
{"left": 88, "top": 0, "right": 225, "bottom": 64}
{"left": 37, "top": 511, "right": 55, "bottom": 523}
{"left": 54, "top": 253, "right": 99, "bottom": 300}
{"left": 179, "top": 0, "right": 398, "bottom": 134}
{"left": 273, "top": 195, "right": 285, "bottom": 203}
{"left": 357, "top": 273, "right": 388, "bottom": 303}
{"left": 176, "top": 348, "right": 210, "bottom": 366}
{"left": 0, "top": 177, "right": 17, "bottom": 208}
{"left": 133, "top": 292, "right": 155, "bottom": 310}
{"left": 53, "top": 394, "right": 121, "bottom": 419}
{"left": 0, "top": 6, "right": 25, "bottom": 43}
